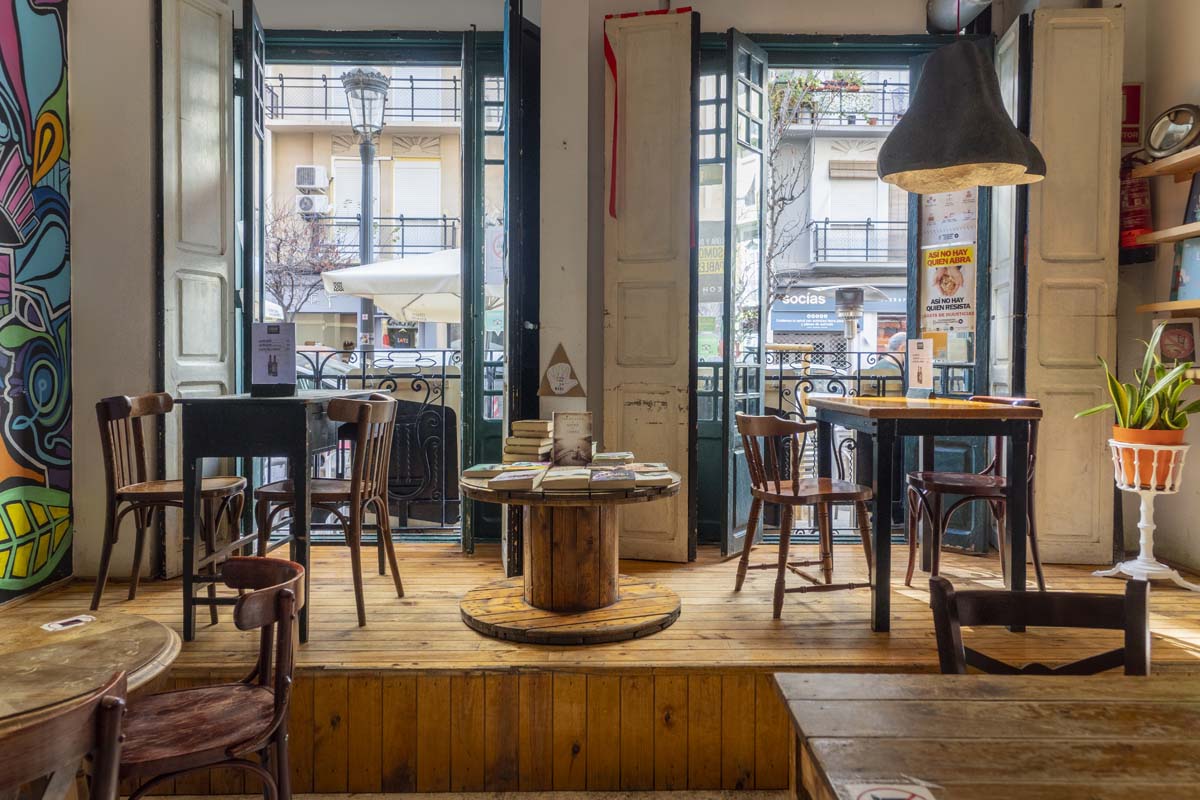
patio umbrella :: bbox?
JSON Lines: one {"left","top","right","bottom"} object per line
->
{"left": 321, "top": 249, "right": 497, "bottom": 324}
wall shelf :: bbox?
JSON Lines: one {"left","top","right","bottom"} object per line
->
{"left": 1131, "top": 144, "right": 1200, "bottom": 181}
{"left": 1136, "top": 299, "right": 1200, "bottom": 315}
{"left": 1136, "top": 221, "right": 1200, "bottom": 246}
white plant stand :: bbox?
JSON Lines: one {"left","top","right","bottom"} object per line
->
{"left": 1094, "top": 439, "right": 1200, "bottom": 591}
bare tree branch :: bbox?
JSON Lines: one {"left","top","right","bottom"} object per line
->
{"left": 263, "top": 201, "right": 355, "bottom": 322}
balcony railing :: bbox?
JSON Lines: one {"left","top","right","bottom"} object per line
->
{"left": 317, "top": 215, "right": 460, "bottom": 262}
{"left": 266, "top": 74, "right": 462, "bottom": 123}
{"left": 810, "top": 219, "right": 908, "bottom": 263}
{"left": 785, "top": 80, "right": 909, "bottom": 128}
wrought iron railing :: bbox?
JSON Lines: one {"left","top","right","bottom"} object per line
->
{"left": 262, "top": 347, "right": 503, "bottom": 542}
{"left": 809, "top": 219, "right": 908, "bottom": 263}
{"left": 265, "top": 74, "right": 462, "bottom": 123}
{"left": 316, "top": 215, "right": 460, "bottom": 262}
{"left": 784, "top": 80, "right": 909, "bottom": 128}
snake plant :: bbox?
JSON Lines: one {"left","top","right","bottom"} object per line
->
{"left": 1075, "top": 323, "right": 1200, "bottom": 430}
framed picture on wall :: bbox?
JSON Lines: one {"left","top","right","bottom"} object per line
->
{"left": 1155, "top": 316, "right": 1200, "bottom": 363}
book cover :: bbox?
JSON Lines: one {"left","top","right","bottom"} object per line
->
{"left": 591, "top": 451, "right": 634, "bottom": 466}
{"left": 589, "top": 467, "right": 636, "bottom": 490}
{"left": 634, "top": 471, "right": 674, "bottom": 488}
{"left": 1171, "top": 239, "right": 1200, "bottom": 302}
{"left": 488, "top": 469, "right": 546, "bottom": 491}
{"left": 511, "top": 419, "right": 554, "bottom": 435}
{"left": 541, "top": 467, "right": 592, "bottom": 490}
{"left": 628, "top": 462, "right": 669, "bottom": 473}
{"left": 464, "top": 463, "right": 507, "bottom": 479}
{"left": 552, "top": 411, "right": 593, "bottom": 466}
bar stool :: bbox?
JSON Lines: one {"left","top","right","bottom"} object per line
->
{"left": 91, "top": 393, "right": 246, "bottom": 613}
{"left": 905, "top": 395, "right": 1046, "bottom": 590}
{"left": 255, "top": 393, "right": 403, "bottom": 626}
{"left": 733, "top": 412, "right": 874, "bottom": 618}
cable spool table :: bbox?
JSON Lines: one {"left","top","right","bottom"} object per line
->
{"left": 459, "top": 473, "right": 682, "bottom": 644}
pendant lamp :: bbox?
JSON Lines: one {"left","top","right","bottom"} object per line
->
{"left": 878, "top": 39, "right": 1045, "bottom": 194}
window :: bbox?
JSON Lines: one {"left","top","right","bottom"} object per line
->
{"left": 392, "top": 159, "right": 442, "bottom": 217}
{"left": 332, "top": 157, "right": 380, "bottom": 217}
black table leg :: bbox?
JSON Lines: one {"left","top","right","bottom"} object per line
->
{"left": 182, "top": 449, "right": 201, "bottom": 643}
{"left": 1005, "top": 422, "right": 1029, "bottom": 632}
{"left": 290, "top": 447, "right": 311, "bottom": 643}
{"left": 817, "top": 419, "right": 833, "bottom": 480}
{"left": 919, "top": 435, "right": 935, "bottom": 572}
{"left": 871, "top": 422, "right": 895, "bottom": 633}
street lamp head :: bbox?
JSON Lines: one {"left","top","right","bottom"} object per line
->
{"left": 341, "top": 67, "right": 389, "bottom": 137}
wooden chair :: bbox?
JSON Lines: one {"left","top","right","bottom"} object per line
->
{"left": 255, "top": 394, "right": 403, "bottom": 626}
{"left": 905, "top": 395, "right": 1046, "bottom": 590}
{"left": 734, "top": 412, "right": 874, "bottom": 618}
{"left": 929, "top": 576, "right": 1150, "bottom": 675}
{"left": 0, "top": 672, "right": 126, "bottom": 800}
{"left": 119, "top": 557, "right": 304, "bottom": 800}
{"left": 91, "top": 393, "right": 246, "bottom": 614}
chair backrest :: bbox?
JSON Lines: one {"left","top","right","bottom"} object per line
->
{"left": 736, "top": 412, "right": 816, "bottom": 497}
{"left": 967, "top": 395, "right": 1040, "bottom": 480}
{"left": 0, "top": 671, "right": 126, "bottom": 800}
{"left": 96, "top": 392, "right": 173, "bottom": 492}
{"left": 929, "top": 576, "right": 1150, "bottom": 675}
{"left": 329, "top": 394, "right": 397, "bottom": 506}
{"left": 224, "top": 556, "right": 305, "bottom": 751}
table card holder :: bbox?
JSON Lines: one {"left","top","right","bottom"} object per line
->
{"left": 251, "top": 322, "right": 297, "bottom": 397}
{"left": 906, "top": 337, "right": 936, "bottom": 399}
{"left": 1095, "top": 439, "right": 1199, "bottom": 591}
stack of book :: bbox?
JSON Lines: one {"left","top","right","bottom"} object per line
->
{"left": 505, "top": 419, "right": 554, "bottom": 463}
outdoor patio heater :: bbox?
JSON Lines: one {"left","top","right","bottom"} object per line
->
{"left": 341, "top": 67, "right": 389, "bottom": 351}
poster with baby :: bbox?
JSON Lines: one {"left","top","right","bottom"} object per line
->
{"left": 920, "top": 243, "right": 976, "bottom": 332}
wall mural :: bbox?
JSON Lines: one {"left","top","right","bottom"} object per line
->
{"left": 0, "top": 0, "right": 70, "bottom": 600}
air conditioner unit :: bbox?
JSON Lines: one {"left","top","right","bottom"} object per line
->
{"left": 296, "top": 194, "right": 330, "bottom": 215}
{"left": 295, "top": 164, "right": 328, "bottom": 190}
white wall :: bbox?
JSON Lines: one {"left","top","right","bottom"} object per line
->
{"left": 250, "top": 0, "right": 529, "bottom": 30}
{"left": 69, "top": 0, "right": 159, "bottom": 577}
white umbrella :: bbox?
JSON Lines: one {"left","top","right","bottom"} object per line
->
{"left": 321, "top": 249, "right": 496, "bottom": 324}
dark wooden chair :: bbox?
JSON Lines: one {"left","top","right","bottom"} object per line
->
{"left": 91, "top": 392, "right": 246, "bottom": 614}
{"left": 120, "top": 557, "right": 304, "bottom": 800}
{"left": 734, "top": 412, "right": 874, "bottom": 618}
{"left": 0, "top": 672, "right": 126, "bottom": 800}
{"left": 255, "top": 394, "right": 402, "bottom": 626}
{"left": 905, "top": 395, "right": 1046, "bottom": 590}
{"left": 929, "top": 575, "right": 1150, "bottom": 675}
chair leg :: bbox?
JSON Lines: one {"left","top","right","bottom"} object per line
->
{"left": 816, "top": 503, "right": 833, "bottom": 584}
{"left": 1027, "top": 502, "right": 1047, "bottom": 591}
{"left": 855, "top": 500, "right": 873, "bottom": 582}
{"left": 904, "top": 487, "right": 918, "bottom": 587}
{"left": 773, "top": 505, "right": 793, "bottom": 619}
{"left": 930, "top": 492, "right": 944, "bottom": 579}
{"left": 256, "top": 500, "right": 271, "bottom": 556}
{"left": 274, "top": 729, "right": 292, "bottom": 800}
{"left": 347, "top": 511, "right": 367, "bottom": 627}
{"left": 90, "top": 502, "right": 119, "bottom": 611}
{"left": 203, "top": 498, "right": 219, "bottom": 626}
{"left": 128, "top": 510, "right": 150, "bottom": 601}
{"left": 993, "top": 500, "right": 1008, "bottom": 586}
{"left": 375, "top": 496, "right": 404, "bottom": 599}
{"left": 734, "top": 497, "right": 761, "bottom": 592}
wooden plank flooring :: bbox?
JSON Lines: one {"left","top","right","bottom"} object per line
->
{"left": 21, "top": 542, "right": 1200, "bottom": 674}
{"left": 14, "top": 543, "right": 1200, "bottom": 794}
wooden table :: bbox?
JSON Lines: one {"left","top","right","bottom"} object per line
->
{"left": 773, "top": 672, "right": 1200, "bottom": 799}
{"left": 458, "top": 474, "right": 682, "bottom": 644}
{"left": 0, "top": 611, "right": 179, "bottom": 720}
{"left": 809, "top": 396, "right": 1042, "bottom": 632}
{"left": 178, "top": 389, "right": 372, "bottom": 643}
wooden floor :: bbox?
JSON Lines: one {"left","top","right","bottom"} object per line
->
{"left": 27, "top": 542, "right": 1200, "bottom": 674}
{"left": 13, "top": 543, "right": 1200, "bottom": 795}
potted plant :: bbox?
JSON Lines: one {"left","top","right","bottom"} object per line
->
{"left": 1075, "top": 323, "right": 1200, "bottom": 487}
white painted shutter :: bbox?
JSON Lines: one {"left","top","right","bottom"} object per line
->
{"left": 160, "top": 0, "right": 237, "bottom": 574}
{"left": 393, "top": 160, "right": 442, "bottom": 216}
{"left": 333, "top": 157, "right": 380, "bottom": 218}
{"left": 603, "top": 12, "right": 695, "bottom": 562}
{"left": 1026, "top": 7, "right": 1123, "bottom": 564}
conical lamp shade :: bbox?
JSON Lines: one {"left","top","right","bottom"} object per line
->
{"left": 878, "top": 39, "right": 1046, "bottom": 194}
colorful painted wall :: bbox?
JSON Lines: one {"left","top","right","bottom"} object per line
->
{"left": 0, "top": 0, "right": 70, "bottom": 601}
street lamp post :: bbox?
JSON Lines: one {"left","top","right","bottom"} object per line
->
{"left": 341, "top": 67, "right": 389, "bottom": 353}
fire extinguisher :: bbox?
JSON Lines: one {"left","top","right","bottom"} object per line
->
{"left": 1120, "top": 151, "right": 1157, "bottom": 265}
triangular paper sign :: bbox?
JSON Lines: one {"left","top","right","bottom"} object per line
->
{"left": 538, "top": 343, "right": 586, "bottom": 398}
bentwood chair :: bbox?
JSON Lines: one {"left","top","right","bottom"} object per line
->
{"left": 905, "top": 395, "right": 1046, "bottom": 590}
{"left": 255, "top": 394, "right": 403, "bottom": 626}
{"left": 119, "top": 557, "right": 304, "bottom": 800}
{"left": 733, "top": 412, "right": 874, "bottom": 618}
{"left": 91, "top": 393, "right": 246, "bottom": 613}
{"left": 0, "top": 672, "right": 126, "bottom": 800}
{"left": 930, "top": 576, "right": 1150, "bottom": 675}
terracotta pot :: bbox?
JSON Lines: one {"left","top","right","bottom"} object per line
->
{"left": 1112, "top": 426, "right": 1185, "bottom": 488}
